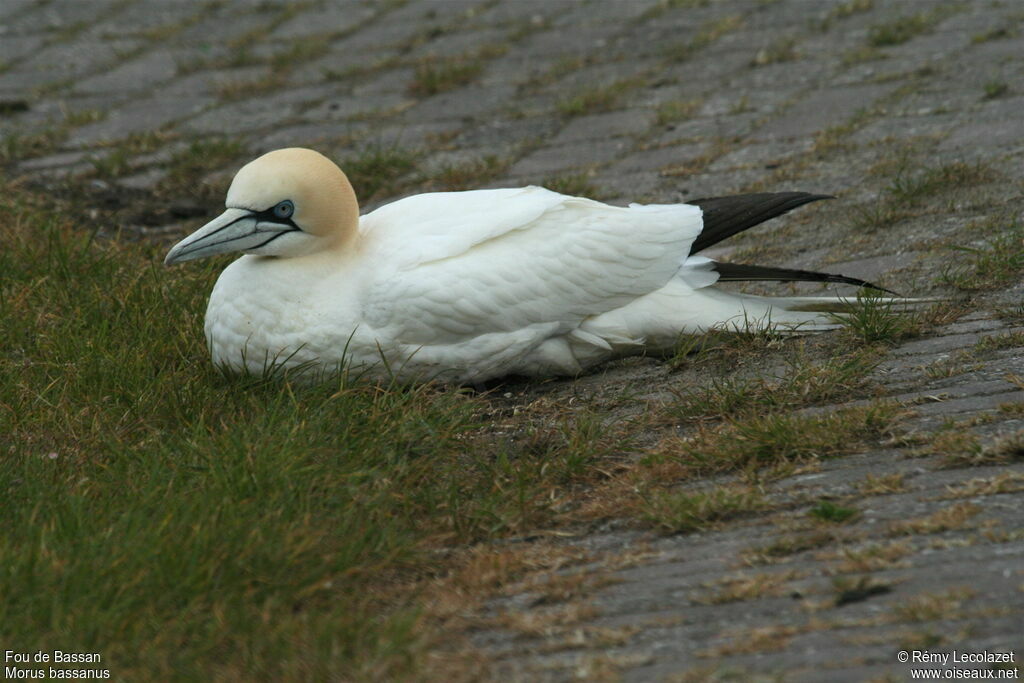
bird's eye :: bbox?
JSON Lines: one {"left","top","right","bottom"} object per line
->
{"left": 273, "top": 200, "right": 294, "bottom": 219}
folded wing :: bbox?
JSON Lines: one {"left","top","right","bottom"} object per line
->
{"left": 358, "top": 187, "right": 707, "bottom": 345}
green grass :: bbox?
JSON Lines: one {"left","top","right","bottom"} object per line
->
{"left": 557, "top": 78, "right": 642, "bottom": 117}
{"left": 883, "top": 160, "right": 996, "bottom": 203}
{"left": 668, "top": 350, "right": 878, "bottom": 421}
{"left": 0, "top": 127, "right": 67, "bottom": 163}
{"left": 159, "top": 138, "right": 246, "bottom": 197}
{"left": 671, "top": 320, "right": 787, "bottom": 369}
{"left": 971, "top": 27, "right": 1015, "bottom": 43}
{"left": 809, "top": 500, "right": 859, "bottom": 523}
{"left": 341, "top": 142, "right": 419, "bottom": 200}
{"left": 64, "top": 108, "right": 106, "bottom": 127}
{"left": 88, "top": 148, "right": 133, "bottom": 178}
{"left": 639, "top": 485, "right": 766, "bottom": 534}
{"left": 424, "top": 155, "right": 506, "bottom": 191}
{"left": 654, "top": 402, "right": 903, "bottom": 476}
{"left": 939, "top": 215, "right": 1024, "bottom": 291}
{"left": 408, "top": 56, "right": 484, "bottom": 97}
{"left": 831, "top": 291, "right": 922, "bottom": 345}
{"left": 0, "top": 185, "right": 638, "bottom": 678}
{"left": 663, "top": 15, "right": 743, "bottom": 62}
{"left": 656, "top": 99, "right": 702, "bottom": 125}
{"left": 542, "top": 171, "right": 604, "bottom": 200}
{"left": 867, "top": 8, "right": 951, "bottom": 47}
{"left": 216, "top": 72, "right": 287, "bottom": 100}
{"left": 750, "top": 36, "right": 799, "bottom": 67}
{"left": 853, "top": 159, "right": 997, "bottom": 233}
{"left": 982, "top": 80, "right": 1009, "bottom": 100}
{"left": 747, "top": 531, "right": 835, "bottom": 564}
{"left": 817, "top": 0, "right": 874, "bottom": 31}
{"left": 269, "top": 36, "right": 332, "bottom": 70}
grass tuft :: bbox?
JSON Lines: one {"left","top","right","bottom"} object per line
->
{"left": 557, "top": 78, "right": 641, "bottom": 117}
{"left": 750, "top": 36, "right": 799, "bottom": 67}
{"left": 818, "top": 0, "right": 874, "bottom": 31}
{"left": 409, "top": 56, "right": 483, "bottom": 97}
{"left": 982, "top": 80, "right": 1009, "bottom": 99}
{"left": 0, "top": 127, "right": 67, "bottom": 162}
{"left": 656, "top": 99, "right": 702, "bottom": 125}
{"left": 867, "top": 10, "right": 943, "bottom": 47}
{"left": 543, "top": 171, "right": 604, "bottom": 200}
{"left": 831, "top": 291, "right": 921, "bottom": 345}
{"left": 664, "top": 15, "right": 743, "bottom": 62}
{"left": 938, "top": 215, "right": 1024, "bottom": 291}
{"left": 639, "top": 485, "right": 766, "bottom": 534}
{"left": 656, "top": 402, "right": 904, "bottom": 476}
{"left": 341, "top": 142, "right": 419, "bottom": 200}
{"left": 833, "top": 576, "right": 891, "bottom": 606}
{"left": 159, "top": 138, "right": 246, "bottom": 199}
{"left": 809, "top": 500, "right": 859, "bottom": 523}
{"left": 668, "top": 350, "right": 878, "bottom": 421}
{"left": 671, "top": 320, "right": 787, "bottom": 369}
{"left": 424, "top": 155, "right": 506, "bottom": 191}
{"left": 891, "top": 588, "right": 975, "bottom": 622}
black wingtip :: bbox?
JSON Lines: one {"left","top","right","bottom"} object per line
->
{"left": 689, "top": 192, "right": 834, "bottom": 254}
{"left": 712, "top": 262, "right": 898, "bottom": 295}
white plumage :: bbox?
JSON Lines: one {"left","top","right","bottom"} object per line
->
{"left": 165, "top": 148, "right": 878, "bottom": 383}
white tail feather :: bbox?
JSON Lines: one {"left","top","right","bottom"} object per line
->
{"left": 579, "top": 285, "right": 934, "bottom": 351}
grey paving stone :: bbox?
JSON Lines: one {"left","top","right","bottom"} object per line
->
{"left": 175, "top": 9, "right": 273, "bottom": 45}
{"left": 508, "top": 138, "right": 630, "bottom": 177}
{"left": 180, "top": 94, "right": 306, "bottom": 136}
{"left": 0, "top": 0, "right": 36, "bottom": 22}
{"left": 115, "top": 167, "right": 167, "bottom": 190}
{"left": 98, "top": 2, "right": 200, "bottom": 36}
{"left": 912, "top": 390, "right": 1024, "bottom": 416}
{"left": 274, "top": 5, "right": 376, "bottom": 39}
{"left": 159, "top": 67, "right": 270, "bottom": 99}
{"left": 68, "top": 93, "right": 214, "bottom": 146}
{"left": 72, "top": 49, "right": 179, "bottom": 95}
{"left": 0, "top": 65, "right": 67, "bottom": 94}
{"left": 404, "top": 27, "right": 511, "bottom": 60}
{"left": 399, "top": 82, "right": 518, "bottom": 122}
{"left": 0, "top": 34, "right": 45, "bottom": 63}
{"left": 755, "top": 82, "right": 900, "bottom": 140}
{"left": 708, "top": 138, "right": 812, "bottom": 172}
{"left": 5, "top": 1, "right": 119, "bottom": 34}
{"left": 654, "top": 113, "right": 760, "bottom": 146}
{"left": 19, "top": 37, "right": 143, "bottom": 78}
{"left": 606, "top": 142, "right": 709, "bottom": 176}
{"left": 824, "top": 252, "right": 923, "bottom": 283}
{"left": 334, "top": 18, "right": 424, "bottom": 54}
{"left": 17, "top": 150, "right": 91, "bottom": 171}
{"left": 549, "top": 109, "right": 655, "bottom": 146}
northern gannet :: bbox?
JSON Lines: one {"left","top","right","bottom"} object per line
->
{"left": 165, "top": 148, "right": 888, "bottom": 383}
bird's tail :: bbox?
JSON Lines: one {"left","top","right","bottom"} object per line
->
{"left": 676, "top": 287, "right": 932, "bottom": 334}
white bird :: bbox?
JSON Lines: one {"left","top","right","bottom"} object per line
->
{"left": 164, "top": 148, "right": 889, "bottom": 383}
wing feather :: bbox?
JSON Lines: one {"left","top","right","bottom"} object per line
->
{"left": 358, "top": 188, "right": 704, "bottom": 345}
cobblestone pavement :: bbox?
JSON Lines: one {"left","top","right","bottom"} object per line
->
{"left": 3, "top": 0, "right": 1023, "bottom": 680}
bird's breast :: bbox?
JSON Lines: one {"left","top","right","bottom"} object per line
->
{"left": 203, "top": 256, "right": 366, "bottom": 373}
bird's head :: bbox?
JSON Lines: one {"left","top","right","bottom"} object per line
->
{"left": 164, "top": 148, "right": 359, "bottom": 265}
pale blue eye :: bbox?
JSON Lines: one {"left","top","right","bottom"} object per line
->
{"left": 273, "top": 200, "right": 294, "bottom": 219}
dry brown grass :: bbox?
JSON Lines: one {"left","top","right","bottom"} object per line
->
{"left": 857, "top": 472, "right": 908, "bottom": 495}
{"left": 887, "top": 503, "right": 982, "bottom": 537}
{"left": 823, "top": 540, "right": 913, "bottom": 574}
{"left": 694, "top": 570, "right": 804, "bottom": 605}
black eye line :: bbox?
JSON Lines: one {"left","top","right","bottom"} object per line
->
{"left": 250, "top": 203, "right": 299, "bottom": 231}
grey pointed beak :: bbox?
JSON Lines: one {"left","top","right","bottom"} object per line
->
{"left": 164, "top": 208, "right": 296, "bottom": 265}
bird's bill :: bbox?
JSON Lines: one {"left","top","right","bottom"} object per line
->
{"left": 163, "top": 208, "right": 295, "bottom": 265}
